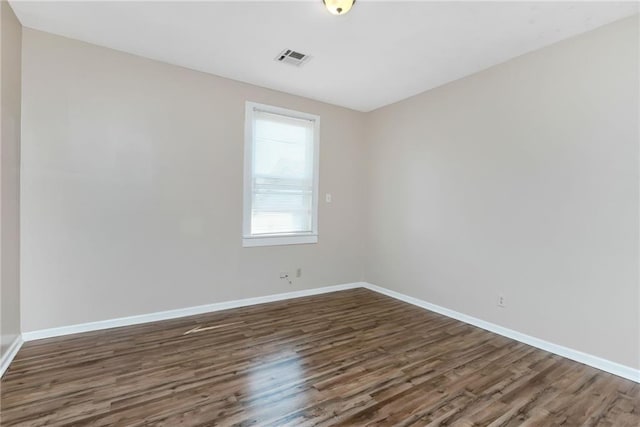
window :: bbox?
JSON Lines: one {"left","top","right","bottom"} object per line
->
{"left": 243, "top": 102, "right": 320, "bottom": 247}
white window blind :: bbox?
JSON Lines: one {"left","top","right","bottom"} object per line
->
{"left": 243, "top": 103, "right": 319, "bottom": 247}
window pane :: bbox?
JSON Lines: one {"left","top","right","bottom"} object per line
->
{"left": 254, "top": 113, "right": 313, "bottom": 181}
{"left": 252, "top": 190, "right": 313, "bottom": 234}
{"left": 250, "top": 110, "right": 315, "bottom": 236}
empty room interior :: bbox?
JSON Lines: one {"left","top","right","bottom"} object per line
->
{"left": 0, "top": 0, "right": 639, "bottom": 425}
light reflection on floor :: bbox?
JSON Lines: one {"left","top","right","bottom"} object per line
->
{"left": 242, "top": 350, "right": 312, "bottom": 421}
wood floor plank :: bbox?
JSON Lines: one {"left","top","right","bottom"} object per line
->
{"left": 1, "top": 289, "right": 637, "bottom": 426}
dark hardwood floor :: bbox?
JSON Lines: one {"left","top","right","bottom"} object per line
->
{"left": 1, "top": 288, "right": 638, "bottom": 426}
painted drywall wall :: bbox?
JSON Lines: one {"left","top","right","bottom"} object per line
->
{"left": 20, "top": 29, "right": 366, "bottom": 332}
{"left": 364, "top": 16, "right": 639, "bottom": 369}
{"left": 0, "top": 0, "right": 22, "bottom": 358}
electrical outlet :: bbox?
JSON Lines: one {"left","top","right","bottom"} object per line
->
{"left": 296, "top": 268, "right": 302, "bottom": 278}
{"left": 497, "top": 294, "right": 506, "bottom": 308}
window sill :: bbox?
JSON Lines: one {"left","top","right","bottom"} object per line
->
{"left": 242, "top": 234, "right": 318, "bottom": 247}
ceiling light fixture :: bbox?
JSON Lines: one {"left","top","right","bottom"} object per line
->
{"left": 323, "top": 0, "right": 356, "bottom": 16}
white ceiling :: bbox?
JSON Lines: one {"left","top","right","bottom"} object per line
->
{"left": 9, "top": 1, "right": 639, "bottom": 112}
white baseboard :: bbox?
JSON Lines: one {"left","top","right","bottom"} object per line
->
{"left": 362, "top": 282, "right": 640, "bottom": 384}
{"left": 17, "top": 280, "right": 639, "bottom": 384}
{"left": 21, "top": 282, "right": 364, "bottom": 342}
{"left": 0, "top": 335, "right": 24, "bottom": 379}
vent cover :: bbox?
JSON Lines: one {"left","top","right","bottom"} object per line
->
{"left": 275, "top": 49, "right": 310, "bottom": 66}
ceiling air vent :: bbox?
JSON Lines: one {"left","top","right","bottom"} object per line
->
{"left": 275, "top": 49, "right": 310, "bottom": 66}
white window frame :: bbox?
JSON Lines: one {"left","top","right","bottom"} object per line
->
{"left": 242, "top": 101, "right": 320, "bottom": 247}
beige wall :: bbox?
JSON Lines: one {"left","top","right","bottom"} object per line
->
{"left": 0, "top": 0, "right": 22, "bottom": 357}
{"left": 365, "top": 16, "right": 639, "bottom": 369}
{"left": 20, "top": 29, "right": 366, "bottom": 332}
